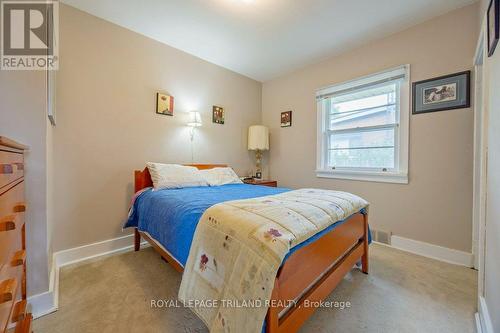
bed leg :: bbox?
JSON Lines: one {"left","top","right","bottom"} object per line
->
{"left": 134, "top": 228, "right": 141, "bottom": 251}
{"left": 266, "top": 279, "right": 279, "bottom": 333}
{"left": 361, "top": 213, "right": 369, "bottom": 274}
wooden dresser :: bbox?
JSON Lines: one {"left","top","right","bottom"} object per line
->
{"left": 0, "top": 137, "right": 32, "bottom": 333}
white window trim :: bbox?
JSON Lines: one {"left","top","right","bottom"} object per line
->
{"left": 316, "top": 65, "right": 410, "bottom": 184}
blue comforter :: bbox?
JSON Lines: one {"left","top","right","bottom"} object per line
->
{"left": 124, "top": 184, "right": 367, "bottom": 267}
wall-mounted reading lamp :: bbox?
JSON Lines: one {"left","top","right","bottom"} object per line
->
{"left": 187, "top": 111, "right": 202, "bottom": 162}
{"left": 187, "top": 111, "right": 202, "bottom": 140}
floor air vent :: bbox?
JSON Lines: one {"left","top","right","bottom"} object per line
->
{"left": 372, "top": 229, "right": 392, "bottom": 245}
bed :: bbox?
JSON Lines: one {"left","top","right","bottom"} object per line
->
{"left": 126, "top": 164, "right": 369, "bottom": 333}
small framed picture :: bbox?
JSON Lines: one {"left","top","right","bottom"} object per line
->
{"left": 212, "top": 106, "right": 225, "bottom": 124}
{"left": 156, "top": 92, "right": 174, "bottom": 116}
{"left": 412, "top": 71, "right": 470, "bottom": 115}
{"left": 488, "top": 0, "right": 499, "bottom": 57}
{"left": 281, "top": 111, "right": 292, "bottom": 127}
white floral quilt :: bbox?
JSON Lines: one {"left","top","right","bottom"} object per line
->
{"left": 178, "top": 188, "right": 368, "bottom": 333}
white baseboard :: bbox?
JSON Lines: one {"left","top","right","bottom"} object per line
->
{"left": 54, "top": 234, "right": 140, "bottom": 268}
{"left": 390, "top": 235, "right": 474, "bottom": 267}
{"left": 371, "top": 240, "right": 392, "bottom": 247}
{"left": 28, "top": 256, "right": 59, "bottom": 319}
{"left": 476, "top": 296, "right": 494, "bottom": 333}
{"left": 476, "top": 312, "right": 483, "bottom": 333}
{"left": 29, "top": 233, "right": 147, "bottom": 319}
{"left": 28, "top": 290, "right": 57, "bottom": 319}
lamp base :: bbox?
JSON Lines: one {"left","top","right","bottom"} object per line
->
{"left": 255, "top": 149, "right": 263, "bottom": 179}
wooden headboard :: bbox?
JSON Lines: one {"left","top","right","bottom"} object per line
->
{"left": 134, "top": 164, "right": 227, "bottom": 193}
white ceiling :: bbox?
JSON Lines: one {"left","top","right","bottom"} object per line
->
{"left": 62, "top": 0, "right": 476, "bottom": 82}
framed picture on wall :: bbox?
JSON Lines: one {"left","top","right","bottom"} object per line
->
{"left": 488, "top": 0, "right": 499, "bottom": 57}
{"left": 281, "top": 111, "right": 292, "bottom": 127}
{"left": 212, "top": 106, "right": 225, "bottom": 124}
{"left": 412, "top": 71, "right": 470, "bottom": 115}
{"left": 156, "top": 92, "right": 174, "bottom": 116}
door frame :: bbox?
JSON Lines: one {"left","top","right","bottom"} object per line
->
{"left": 472, "top": 26, "right": 488, "bottom": 297}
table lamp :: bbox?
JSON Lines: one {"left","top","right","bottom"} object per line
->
{"left": 248, "top": 125, "right": 269, "bottom": 179}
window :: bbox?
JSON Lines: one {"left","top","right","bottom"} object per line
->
{"left": 316, "top": 65, "right": 409, "bottom": 183}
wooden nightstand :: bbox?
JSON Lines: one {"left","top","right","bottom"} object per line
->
{"left": 243, "top": 179, "right": 277, "bottom": 187}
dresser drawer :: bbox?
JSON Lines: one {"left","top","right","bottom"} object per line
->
{"left": 7, "top": 312, "right": 31, "bottom": 333}
{"left": 0, "top": 182, "right": 24, "bottom": 270}
{"left": 0, "top": 214, "right": 22, "bottom": 274}
{"left": 0, "top": 138, "right": 27, "bottom": 333}
{"left": 0, "top": 263, "right": 23, "bottom": 332}
{"left": 0, "top": 151, "right": 24, "bottom": 191}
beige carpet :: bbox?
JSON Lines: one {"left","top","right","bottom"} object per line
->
{"left": 33, "top": 244, "right": 477, "bottom": 333}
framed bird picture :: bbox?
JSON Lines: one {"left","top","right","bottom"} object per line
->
{"left": 412, "top": 71, "right": 470, "bottom": 114}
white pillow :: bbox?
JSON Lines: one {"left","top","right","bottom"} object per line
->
{"left": 199, "top": 167, "right": 243, "bottom": 186}
{"left": 146, "top": 163, "right": 208, "bottom": 190}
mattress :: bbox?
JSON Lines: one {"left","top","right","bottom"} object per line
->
{"left": 124, "top": 183, "right": 367, "bottom": 267}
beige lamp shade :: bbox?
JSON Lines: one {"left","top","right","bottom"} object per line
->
{"left": 248, "top": 125, "right": 269, "bottom": 151}
{"left": 187, "top": 111, "right": 202, "bottom": 127}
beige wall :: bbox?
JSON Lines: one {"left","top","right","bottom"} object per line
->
{"left": 479, "top": 0, "right": 489, "bottom": 31}
{"left": 262, "top": 4, "right": 478, "bottom": 252}
{"left": 51, "top": 5, "right": 262, "bottom": 251}
{"left": 0, "top": 71, "right": 50, "bottom": 296}
{"left": 479, "top": 1, "right": 500, "bottom": 330}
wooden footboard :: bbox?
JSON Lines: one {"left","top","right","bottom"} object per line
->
{"left": 266, "top": 212, "right": 368, "bottom": 333}
{"left": 132, "top": 166, "right": 369, "bottom": 333}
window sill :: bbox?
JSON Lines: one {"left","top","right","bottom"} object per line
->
{"left": 315, "top": 169, "right": 408, "bottom": 184}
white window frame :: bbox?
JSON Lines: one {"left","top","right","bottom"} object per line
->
{"left": 316, "top": 65, "right": 410, "bottom": 184}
